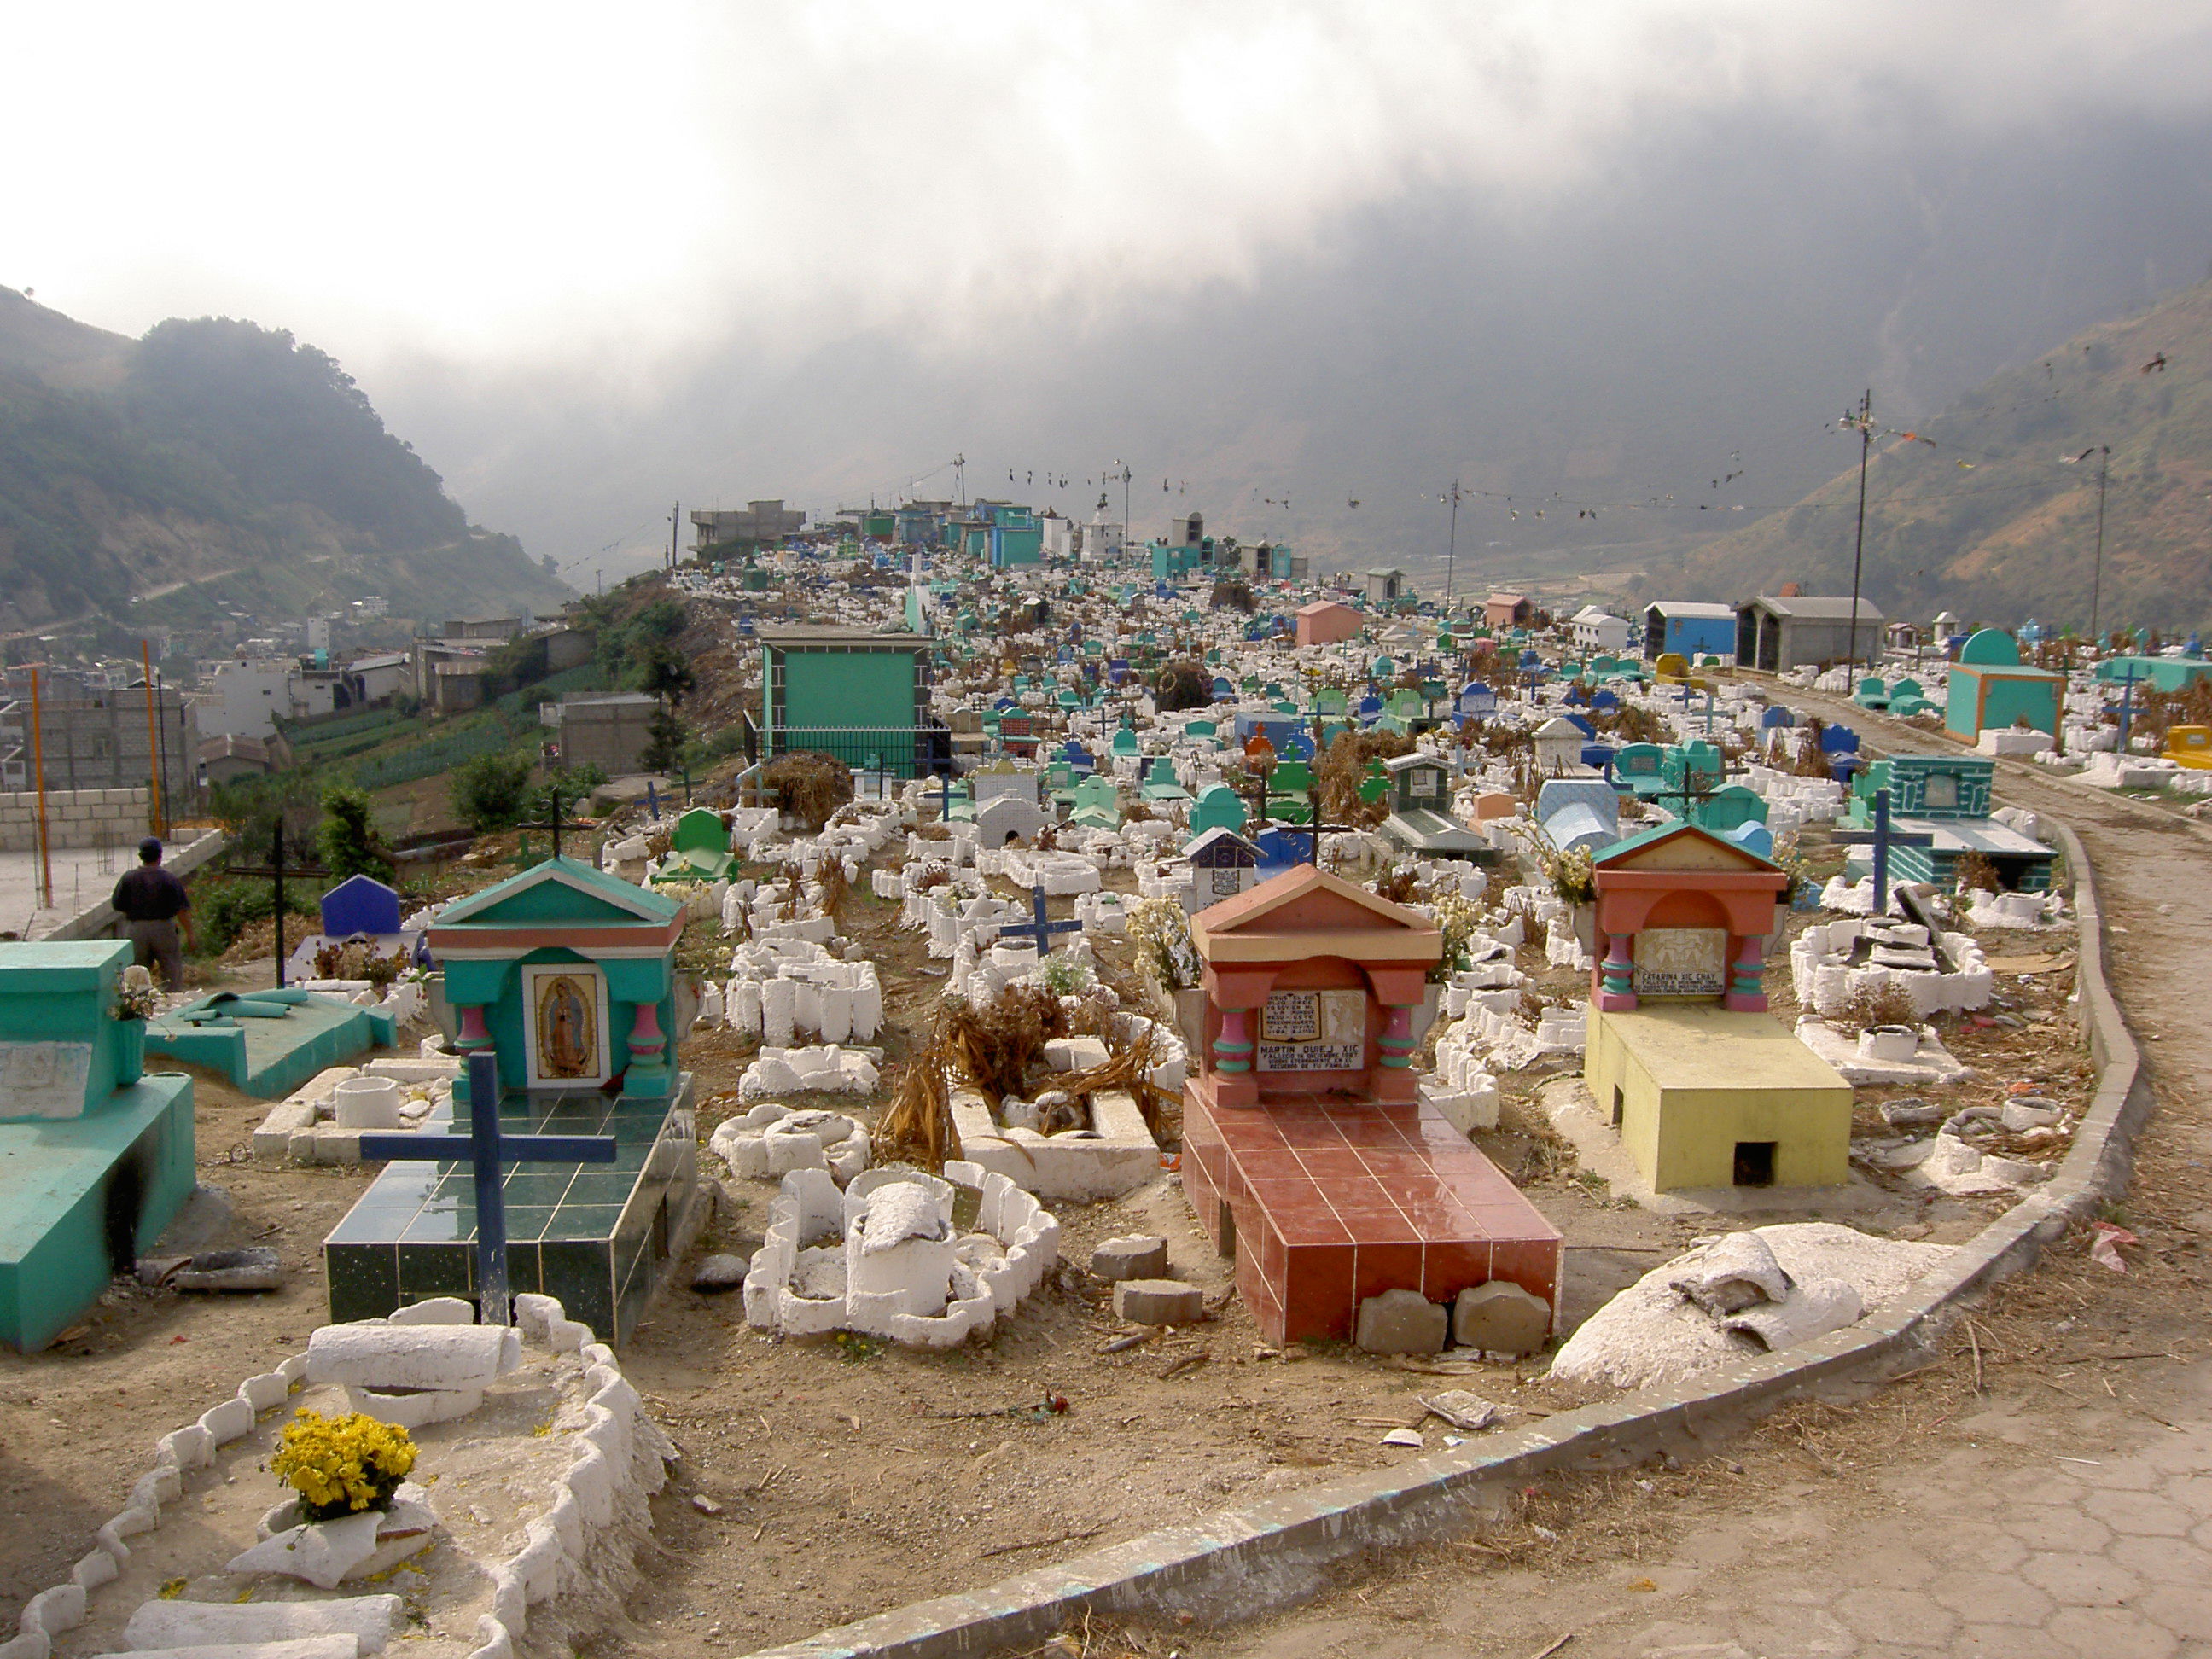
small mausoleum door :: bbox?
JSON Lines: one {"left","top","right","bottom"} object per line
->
{"left": 522, "top": 963, "right": 613, "bottom": 1089}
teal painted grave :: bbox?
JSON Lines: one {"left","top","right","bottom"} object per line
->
{"left": 322, "top": 857, "right": 700, "bottom": 1342}
{"left": 145, "top": 987, "right": 397, "bottom": 1099}
{"left": 0, "top": 941, "right": 196, "bottom": 1351}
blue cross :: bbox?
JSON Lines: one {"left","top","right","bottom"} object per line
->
{"left": 1831, "top": 787, "right": 1936, "bottom": 914}
{"left": 358, "top": 1052, "right": 616, "bottom": 1328}
{"left": 2112, "top": 663, "right": 2149, "bottom": 748}
{"left": 999, "top": 884, "right": 1082, "bottom": 956}
{"left": 936, "top": 771, "right": 957, "bottom": 820}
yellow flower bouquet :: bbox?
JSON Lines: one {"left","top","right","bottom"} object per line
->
{"left": 269, "top": 1409, "right": 418, "bottom": 1522}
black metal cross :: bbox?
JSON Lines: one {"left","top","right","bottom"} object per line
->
{"left": 227, "top": 821, "right": 328, "bottom": 989}
{"left": 1831, "top": 787, "right": 1936, "bottom": 913}
{"left": 1295, "top": 776, "right": 1363, "bottom": 868}
{"left": 998, "top": 884, "right": 1083, "bottom": 956}
{"left": 515, "top": 787, "right": 573, "bottom": 860}
{"left": 359, "top": 1052, "right": 617, "bottom": 1329}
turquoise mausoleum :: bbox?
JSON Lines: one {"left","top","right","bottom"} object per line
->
{"left": 0, "top": 941, "right": 195, "bottom": 1350}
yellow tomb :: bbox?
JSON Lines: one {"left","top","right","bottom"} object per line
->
{"left": 1585, "top": 1003, "right": 1854, "bottom": 1190}
{"left": 2163, "top": 725, "right": 2212, "bottom": 770}
{"left": 1584, "top": 823, "right": 1853, "bottom": 1192}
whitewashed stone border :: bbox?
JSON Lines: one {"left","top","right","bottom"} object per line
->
{"left": 0, "top": 1295, "right": 671, "bottom": 1659}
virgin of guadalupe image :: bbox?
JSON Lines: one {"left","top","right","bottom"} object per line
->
{"left": 538, "top": 975, "right": 596, "bottom": 1079}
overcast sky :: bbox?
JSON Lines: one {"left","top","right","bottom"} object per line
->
{"left": 9, "top": 2, "right": 2212, "bottom": 580}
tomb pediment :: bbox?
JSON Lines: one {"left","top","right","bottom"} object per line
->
{"left": 433, "top": 856, "right": 686, "bottom": 937}
{"left": 1192, "top": 865, "right": 1439, "bottom": 963}
{"left": 1596, "top": 822, "right": 1778, "bottom": 875}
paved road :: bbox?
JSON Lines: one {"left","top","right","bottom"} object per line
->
{"left": 1190, "top": 686, "right": 2212, "bottom": 1659}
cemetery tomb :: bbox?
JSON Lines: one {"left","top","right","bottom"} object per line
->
{"left": 146, "top": 985, "right": 399, "bottom": 1100}
{"left": 282, "top": 873, "right": 427, "bottom": 983}
{"left": 1943, "top": 629, "right": 2064, "bottom": 742}
{"left": 1842, "top": 756, "right": 2056, "bottom": 893}
{"left": 650, "top": 806, "right": 736, "bottom": 884}
{"left": 1182, "top": 866, "right": 1561, "bottom": 1346}
{"left": 1381, "top": 750, "right": 1493, "bottom": 860}
{"left": 0, "top": 941, "right": 197, "bottom": 1350}
{"left": 1582, "top": 824, "right": 1852, "bottom": 1192}
{"left": 322, "top": 858, "right": 700, "bottom": 1342}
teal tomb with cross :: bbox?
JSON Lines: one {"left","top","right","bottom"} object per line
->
{"left": 323, "top": 857, "right": 701, "bottom": 1342}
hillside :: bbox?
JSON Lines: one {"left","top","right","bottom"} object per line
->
{"left": 0, "top": 287, "right": 568, "bottom": 634}
{"left": 1634, "top": 280, "right": 2212, "bottom": 636}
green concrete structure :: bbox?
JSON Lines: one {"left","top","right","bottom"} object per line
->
{"left": 2093, "top": 655, "right": 2212, "bottom": 693}
{"left": 1945, "top": 630, "right": 2064, "bottom": 741}
{"left": 0, "top": 941, "right": 196, "bottom": 1351}
{"left": 757, "top": 624, "right": 934, "bottom": 777}
{"left": 323, "top": 859, "right": 699, "bottom": 1342}
{"left": 1843, "top": 755, "right": 2056, "bottom": 892}
{"left": 145, "top": 987, "right": 396, "bottom": 1099}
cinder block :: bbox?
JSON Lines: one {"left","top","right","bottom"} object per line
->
{"left": 1091, "top": 1235, "right": 1169, "bottom": 1282}
{"left": 1452, "top": 1281, "right": 1551, "bottom": 1355}
{"left": 1112, "top": 1278, "right": 1204, "bottom": 1325}
{"left": 1355, "top": 1288, "right": 1448, "bottom": 1356}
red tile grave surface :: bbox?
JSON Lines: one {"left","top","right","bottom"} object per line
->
{"left": 1183, "top": 1085, "right": 1562, "bottom": 1347}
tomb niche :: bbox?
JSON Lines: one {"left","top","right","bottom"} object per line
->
{"left": 1583, "top": 823, "right": 1853, "bottom": 1194}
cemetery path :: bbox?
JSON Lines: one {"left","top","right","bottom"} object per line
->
{"left": 1173, "top": 692, "right": 2212, "bottom": 1659}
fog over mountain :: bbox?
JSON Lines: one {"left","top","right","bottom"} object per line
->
{"left": 11, "top": 3, "right": 2212, "bottom": 590}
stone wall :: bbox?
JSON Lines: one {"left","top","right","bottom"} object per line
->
{"left": 0, "top": 788, "right": 152, "bottom": 853}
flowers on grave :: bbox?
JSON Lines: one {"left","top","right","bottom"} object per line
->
{"left": 1511, "top": 819, "right": 1596, "bottom": 906}
{"left": 311, "top": 938, "right": 410, "bottom": 987}
{"left": 113, "top": 965, "right": 161, "bottom": 1022}
{"left": 1428, "top": 888, "right": 1483, "bottom": 984}
{"left": 1126, "top": 895, "right": 1202, "bottom": 991}
{"left": 1038, "top": 953, "right": 1096, "bottom": 998}
{"left": 270, "top": 1409, "right": 418, "bottom": 1521}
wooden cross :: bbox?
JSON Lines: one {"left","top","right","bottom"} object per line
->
{"left": 359, "top": 1052, "right": 617, "bottom": 1329}
{"left": 1831, "top": 787, "right": 1936, "bottom": 913}
{"left": 998, "top": 884, "right": 1082, "bottom": 957}
{"left": 227, "top": 821, "right": 328, "bottom": 988}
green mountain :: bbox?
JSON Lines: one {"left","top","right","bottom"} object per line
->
{"left": 0, "top": 287, "right": 568, "bottom": 635}
{"left": 1636, "top": 279, "right": 2212, "bottom": 636}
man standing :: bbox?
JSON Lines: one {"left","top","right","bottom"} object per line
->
{"left": 112, "top": 836, "right": 195, "bottom": 992}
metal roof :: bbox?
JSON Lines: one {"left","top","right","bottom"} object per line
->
{"left": 1736, "top": 596, "right": 1886, "bottom": 622}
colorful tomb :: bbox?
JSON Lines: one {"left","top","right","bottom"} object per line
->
{"left": 1180, "top": 866, "right": 1560, "bottom": 1346}
{"left": 1944, "top": 630, "right": 2064, "bottom": 742}
{"left": 1842, "top": 756, "right": 2056, "bottom": 893}
{"left": 0, "top": 941, "right": 195, "bottom": 1350}
{"left": 1584, "top": 824, "right": 1851, "bottom": 1192}
{"left": 323, "top": 858, "right": 700, "bottom": 1342}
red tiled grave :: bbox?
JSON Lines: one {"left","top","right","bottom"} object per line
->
{"left": 1183, "top": 1078, "right": 1563, "bottom": 1347}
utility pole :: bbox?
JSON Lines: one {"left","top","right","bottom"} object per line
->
{"left": 1443, "top": 478, "right": 1463, "bottom": 599}
{"left": 2087, "top": 444, "right": 2111, "bottom": 650}
{"left": 1114, "top": 461, "right": 1132, "bottom": 548}
{"left": 1845, "top": 389, "right": 1872, "bottom": 680}
{"left": 670, "top": 502, "right": 680, "bottom": 572}
{"left": 953, "top": 452, "right": 967, "bottom": 509}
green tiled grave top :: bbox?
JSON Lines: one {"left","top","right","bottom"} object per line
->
{"left": 329, "top": 1089, "right": 678, "bottom": 1249}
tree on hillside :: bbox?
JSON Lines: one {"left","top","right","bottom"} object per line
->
{"left": 125, "top": 317, "right": 466, "bottom": 546}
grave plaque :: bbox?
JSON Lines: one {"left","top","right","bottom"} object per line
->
{"left": 1208, "top": 866, "right": 1246, "bottom": 898}
{"left": 1257, "top": 988, "right": 1365, "bottom": 1072}
{"left": 1632, "top": 928, "right": 1727, "bottom": 998}
{"left": 0, "top": 1041, "right": 94, "bottom": 1120}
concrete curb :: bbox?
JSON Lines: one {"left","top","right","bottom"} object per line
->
{"left": 736, "top": 815, "right": 2147, "bottom": 1659}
